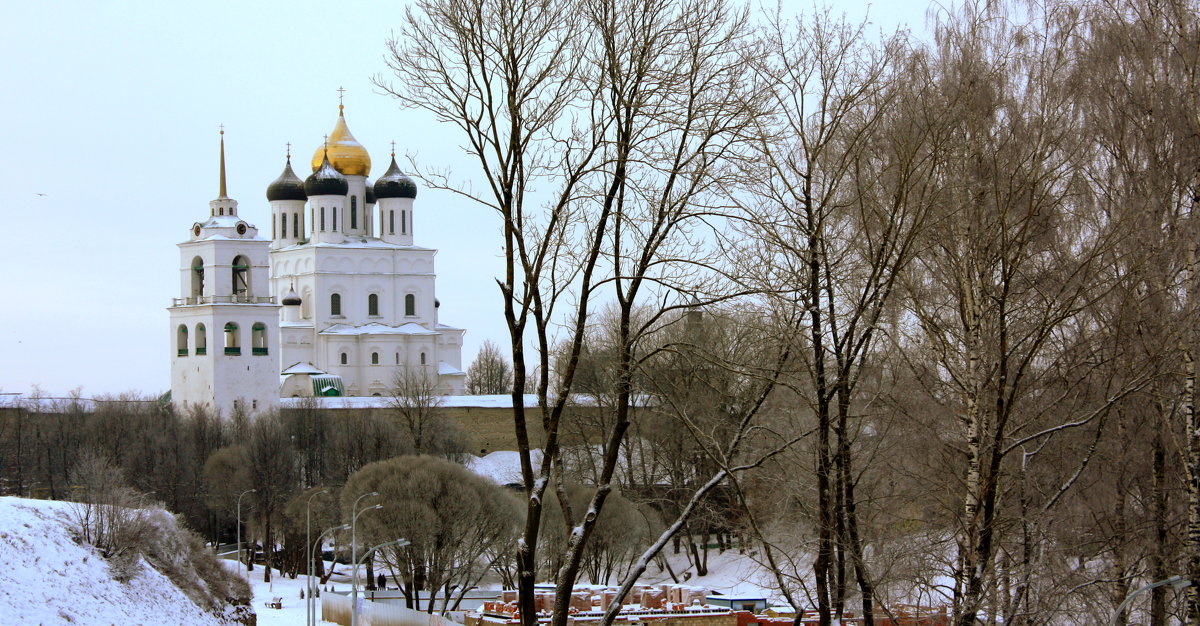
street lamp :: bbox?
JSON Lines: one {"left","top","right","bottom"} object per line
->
{"left": 305, "top": 489, "right": 330, "bottom": 626}
{"left": 1110, "top": 576, "right": 1192, "bottom": 626}
{"left": 350, "top": 492, "right": 381, "bottom": 626}
{"left": 236, "top": 488, "right": 256, "bottom": 577}
{"left": 309, "top": 523, "right": 349, "bottom": 626}
{"left": 353, "top": 538, "right": 410, "bottom": 626}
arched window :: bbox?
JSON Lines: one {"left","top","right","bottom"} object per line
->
{"left": 405, "top": 294, "right": 415, "bottom": 316}
{"left": 190, "top": 257, "right": 204, "bottom": 299}
{"left": 340, "top": 352, "right": 348, "bottom": 365}
{"left": 252, "top": 323, "right": 268, "bottom": 355}
{"left": 232, "top": 255, "right": 250, "bottom": 299}
{"left": 195, "top": 323, "right": 207, "bottom": 355}
{"left": 389, "top": 210, "right": 395, "bottom": 234}
{"left": 293, "top": 212, "right": 300, "bottom": 238}
{"left": 333, "top": 207, "right": 338, "bottom": 231}
{"left": 320, "top": 207, "right": 326, "bottom": 231}
{"left": 420, "top": 352, "right": 426, "bottom": 365}
{"left": 368, "top": 293, "right": 379, "bottom": 316}
{"left": 330, "top": 293, "right": 342, "bottom": 316}
{"left": 223, "top": 322, "right": 240, "bottom": 355}
{"left": 402, "top": 210, "right": 407, "bottom": 234}
{"left": 176, "top": 325, "right": 188, "bottom": 356}
{"left": 280, "top": 213, "right": 287, "bottom": 238}
{"left": 371, "top": 352, "right": 379, "bottom": 365}
{"left": 395, "top": 352, "right": 400, "bottom": 364}
{"left": 351, "top": 197, "right": 357, "bottom": 229}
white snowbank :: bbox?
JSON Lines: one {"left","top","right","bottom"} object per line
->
{"left": 0, "top": 497, "right": 227, "bottom": 625}
{"left": 467, "top": 450, "right": 542, "bottom": 485}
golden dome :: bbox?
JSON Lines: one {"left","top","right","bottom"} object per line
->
{"left": 311, "top": 105, "right": 371, "bottom": 177}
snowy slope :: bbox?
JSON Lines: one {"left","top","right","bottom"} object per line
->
{"left": 0, "top": 497, "right": 227, "bottom": 625}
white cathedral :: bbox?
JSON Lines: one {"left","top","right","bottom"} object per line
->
{"left": 169, "top": 105, "right": 466, "bottom": 416}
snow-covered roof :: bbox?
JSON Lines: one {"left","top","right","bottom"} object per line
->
{"left": 276, "top": 393, "right": 541, "bottom": 410}
{"left": 318, "top": 322, "right": 439, "bottom": 336}
{"left": 281, "top": 362, "right": 325, "bottom": 375}
{"left": 438, "top": 361, "right": 465, "bottom": 376}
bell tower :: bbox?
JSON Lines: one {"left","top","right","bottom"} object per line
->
{"left": 168, "top": 129, "right": 280, "bottom": 417}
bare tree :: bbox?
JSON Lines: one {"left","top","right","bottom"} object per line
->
{"left": 378, "top": 1, "right": 765, "bottom": 624}
{"left": 344, "top": 456, "right": 520, "bottom": 614}
{"left": 897, "top": 3, "right": 1151, "bottom": 622}
{"left": 731, "top": 7, "right": 937, "bottom": 623}
{"left": 387, "top": 368, "right": 468, "bottom": 461}
{"left": 466, "top": 340, "right": 513, "bottom": 395}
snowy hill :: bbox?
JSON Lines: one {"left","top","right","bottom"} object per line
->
{"left": 0, "top": 496, "right": 249, "bottom": 625}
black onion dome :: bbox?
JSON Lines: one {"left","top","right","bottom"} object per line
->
{"left": 365, "top": 183, "right": 376, "bottom": 205}
{"left": 266, "top": 157, "right": 308, "bottom": 202}
{"left": 282, "top": 287, "right": 302, "bottom": 306}
{"left": 305, "top": 153, "right": 349, "bottom": 196}
{"left": 373, "top": 156, "right": 418, "bottom": 199}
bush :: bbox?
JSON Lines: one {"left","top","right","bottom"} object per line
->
{"left": 68, "top": 450, "right": 157, "bottom": 581}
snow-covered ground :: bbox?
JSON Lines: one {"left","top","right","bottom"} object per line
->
{"left": 0, "top": 496, "right": 227, "bottom": 625}
{"left": 240, "top": 562, "right": 333, "bottom": 626}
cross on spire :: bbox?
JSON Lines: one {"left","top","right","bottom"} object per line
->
{"left": 285, "top": 141, "right": 291, "bottom": 159}
{"left": 219, "top": 123, "right": 225, "bottom": 135}
{"left": 391, "top": 140, "right": 396, "bottom": 157}
{"left": 337, "top": 86, "right": 346, "bottom": 113}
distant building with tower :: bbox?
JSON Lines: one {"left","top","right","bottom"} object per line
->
{"left": 168, "top": 104, "right": 465, "bottom": 416}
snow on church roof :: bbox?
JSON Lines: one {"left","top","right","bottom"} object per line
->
{"left": 439, "top": 361, "right": 465, "bottom": 376}
{"left": 318, "top": 322, "right": 439, "bottom": 335}
{"left": 281, "top": 362, "right": 325, "bottom": 375}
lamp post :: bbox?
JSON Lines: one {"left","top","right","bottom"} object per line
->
{"left": 353, "top": 539, "right": 410, "bottom": 626}
{"left": 1110, "top": 576, "right": 1192, "bottom": 626}
{"left": 236, "top": 488, "right": 256, "bottom": 577}
{"left": 350, "top": 492, "right": 381, "bottom": 626}
{"left": 309, "top": 523, "right": 349, "bottom": 626}
{"left": 305, "top": 489, "right": 330, "bottom": 626}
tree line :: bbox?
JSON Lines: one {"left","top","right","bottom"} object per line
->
{"left": 380, "top": 0, "right": 1199, "bottom": 624}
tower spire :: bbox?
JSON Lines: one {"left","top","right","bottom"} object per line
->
{"left": 218, "top": 124, "right": 228, "bottom": 199}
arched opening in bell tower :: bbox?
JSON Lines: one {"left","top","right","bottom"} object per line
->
{"left": 191, "top": 257, "right": 205, "bottom": 299}
{"left": 232, "top": 256, "right": 250, "bottom": 300}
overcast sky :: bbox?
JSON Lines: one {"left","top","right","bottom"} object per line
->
{"left": 0, "top": 0, "right": 931, "bottom": 398}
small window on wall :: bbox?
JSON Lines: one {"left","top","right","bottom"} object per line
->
{"left": 252, "top": 323, "right": 268, "bottom": 355}
{"left": 368, "top": 293, "right": 379, "bottom": 316}
{"left": 371, "top": 352, "right": 379, "bottom": 365}
{"left": 280, "top": 213, "right": 287, "bottom": 238}
{"left": 333, "top": 207, "right": 338, "bottom": 231}
{"left": 395, "top": 353, "right": 400, "bottom": 365}
{"left": 177, "top": 325, "right": 188, "bottom": 356}
{"left": 223, "top": 322, "right": 240, "bottom": 355}
{"left": 340, "top": 352, "right": 348, "bottom": 365}
{"left": 351, "top": 197, "right": 358, "bottom": 229}
{"left": 402, "top": 210, "right": 407, "bottom": 234}
{"left": 420, "top": 352, "right": 426, "bottom": 365}
{"left": 331, "top": 293, "right": 342, "bottom": 316}
{"left": 293, "top": 212, "right": 300, "bottom": 238}
{"left": 405, "top": 294, "right": 415, "bottom": 316}
{"left": 196, "top": 323, "right": 207, "bottom": 355}
{"left": 320, "top": 208, "right": 325, "bottom": 231}
{"left": 389, "top": 210, "right": 394, "bottom": 234}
